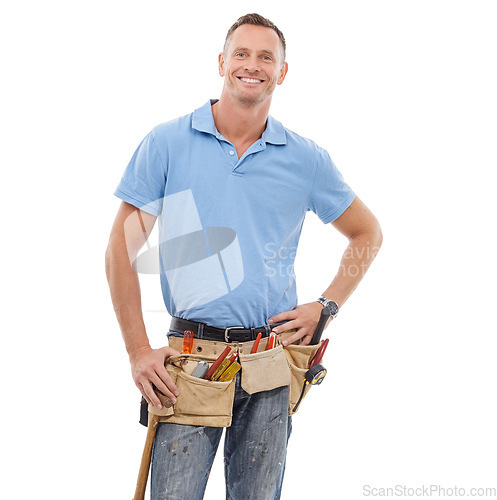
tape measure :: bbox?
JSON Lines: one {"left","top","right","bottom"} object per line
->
{"left": 306, "top": 363, "right": 327, "bottom": 385}
{"left": 292, "top": 363, "right": 327, "bottom": 413}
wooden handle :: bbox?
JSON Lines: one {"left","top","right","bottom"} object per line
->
{"left": 133, "top": 413, "right": 160, "bottom": 500}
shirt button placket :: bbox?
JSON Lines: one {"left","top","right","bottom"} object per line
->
{"left": 228, "top": 148, "right": 239, "bottom": 172}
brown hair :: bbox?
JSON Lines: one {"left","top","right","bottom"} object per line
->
{"left": 223, "top": 13, "right": 286, "bottom": 61}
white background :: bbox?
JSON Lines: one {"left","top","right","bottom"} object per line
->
{"left": 2, "top": 0, "right": 496, "bottom": 498}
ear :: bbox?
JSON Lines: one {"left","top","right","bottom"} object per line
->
{"left": 218, "top": 52, "right": 226, "bottom": 77}
{"left": 277, "top": 61, "right": 289, "bottom": 85}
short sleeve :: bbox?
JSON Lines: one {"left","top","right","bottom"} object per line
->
{"left": 114, "top": 129, "right": 167, "bottom": 216}
{"left": 307, "top": 145, "right": 356, "bottom": 224}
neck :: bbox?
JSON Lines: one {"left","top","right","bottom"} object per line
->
{"left": 212, "top": 92, "right": 271, "bottom": 144}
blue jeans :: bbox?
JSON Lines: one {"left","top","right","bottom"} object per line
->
{"left": 150, "top": 373, "right": 292, "bottom": 500}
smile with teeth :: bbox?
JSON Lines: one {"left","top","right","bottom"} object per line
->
{"left": 238, "top": 77, "right": 263, "bottom": 84}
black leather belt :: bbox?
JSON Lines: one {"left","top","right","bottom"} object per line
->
{"left": 169, "top": 316, "right": 284, "bottom": 343}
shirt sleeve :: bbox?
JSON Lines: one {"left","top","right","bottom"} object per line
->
{"left": 114, "top": 129, "right": 167, "bottom": 216}
{"left": 307, "top": 145, "right": 356, "bottom": 224}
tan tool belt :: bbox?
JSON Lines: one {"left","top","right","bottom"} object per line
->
{"left": 149, "top": 330, "right": 323, "bottom": 427}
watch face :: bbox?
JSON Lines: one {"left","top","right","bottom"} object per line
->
{"left": 326, "top": 301, "right": 339, "bottom": 316}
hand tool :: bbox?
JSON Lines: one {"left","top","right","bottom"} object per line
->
{"left": 251, "top": 332, "right": 262, "bottom": 353}
{"left": 310, "top": 307, "right": 331, "bottom": 344}
{"left": 291, "top": 310, "right": 331, "bottom": 412}
{"left": 204, "top": 346, "right": 232, "bottom": 380}
{"left": 182, "top": 329, "right": 194, "bottom": 354}
{"left": 139, "top": 396, "right": 148, "bottom": 426}
{"left": 218, "top": 359, "right": 241, "bottom": 381}
{"left": 266, "top": 332, "right": 277, "bottom": 350}
{"left": 292, "top": 363, "right": 327, "bottom": 413}
{"left": 309, "top": 338, "right": 329, "bottom": 368}
{"left": 153, "top": 385, "right": 175, "bottom": 409}
{"left": 211, "top": 352, "right": 238, "bottom": 381}
{"left": 133, "top": 412, "right": 160, "bottom": 500}
{"left": 191, "top": 361, "right": 209, "bottom": 378}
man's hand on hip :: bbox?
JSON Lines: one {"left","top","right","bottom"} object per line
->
{"left": 268, "top": 301, "right": 327, "bottom": 346}
{"left": 129, "top": 345, "right": 180, "bottom": 409}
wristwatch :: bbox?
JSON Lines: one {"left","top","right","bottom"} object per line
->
{"left": 316, "top": 296, "right": 339, "bottom": 318}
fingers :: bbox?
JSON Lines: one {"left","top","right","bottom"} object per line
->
{"left": 132, "top": 348, "right": 180, "bottom": 409}
{"left": 160, "top": 346, "right": 180, "bottom": 358}
{"left": 151, "top": 370, "right": 179, "bottom": 401}
{"left": 140, "top": 381, "right": 159, "bottom": 408}
{"left": 298, "top": 333, "right": 314, "bottom": 346}
{"left": 271, "top": 302, "right": 326, "bottom": 346}
{"left": 138, "top": 370, "right": 178, "bottom": 409}
{"left": 146, "top": 347, "right": 180, "bottom": 408}
{"left": 271, "top": 318, "right": 298, "bottom": 334}
{"left": 268, "top": 309, "right": 297, "bottom": 324}
{"left": 281, "top": 329, "right": 313, "bottom": 347}
{"left": 271, "top": 316, "right": 313, "bottom": 347}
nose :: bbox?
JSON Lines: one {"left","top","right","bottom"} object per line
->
{"left": 243, "top": 55, "right": 261, "bottom": 73}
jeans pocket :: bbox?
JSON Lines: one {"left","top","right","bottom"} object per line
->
{"left": 284, "top": 342, "right": 322, "bottom": 415}
{"left": 238, "top": 345, "right": 291, "bottom": 394}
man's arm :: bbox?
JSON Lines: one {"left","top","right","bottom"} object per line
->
{"left": 268, "top": 196, "right": 383, "bottom": 346}
{"left": 105, "top": 201, "right": 179, "bottom": 409}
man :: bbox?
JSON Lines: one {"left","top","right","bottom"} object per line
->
{"left": 106, "top": 13, "right": 382, "bottom": 500}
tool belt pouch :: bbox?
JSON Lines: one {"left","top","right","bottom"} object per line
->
{"left": 284, "top": 342, "right": 322, "bottom": 416}
{"left": 149, "top": 353, "right": 236, "bottom": 428}
{"left": 238, "top": 344, "right": 291, "bottom": 395}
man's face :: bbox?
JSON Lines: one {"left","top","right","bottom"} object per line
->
{"left": 219, "top": 24, "right": 288, "bottom": 107}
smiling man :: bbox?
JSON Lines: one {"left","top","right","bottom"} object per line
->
{"left": 218, "top": 22, "right": 287, "bottom": 107}
{"left": 106, "top": 13, "right": 382, "bottom": 500}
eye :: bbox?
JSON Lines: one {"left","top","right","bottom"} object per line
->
{"left": 262, "top": 55, "right": 272, "bottom": 61}
{"left": 235, "top": 52, "right": 246, "bottom": 58}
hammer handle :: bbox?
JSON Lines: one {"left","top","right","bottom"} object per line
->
{"left": 310, "top": 307, "right": 331, "bottom": 344}
{"left": 133, "top": 413, "right": 160, "bottom": 500}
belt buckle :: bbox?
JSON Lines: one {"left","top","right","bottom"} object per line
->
{"left": 224, "top": 325, "right": 245, "bottom": 343}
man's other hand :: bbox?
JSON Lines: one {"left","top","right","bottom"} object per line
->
{"left": 129, "top": 346, "right": 180, "bottom": 409}
{"left": 268, "top": 302, "right": 327, "bottom": 346}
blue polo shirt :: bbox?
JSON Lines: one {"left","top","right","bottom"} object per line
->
{"left": 115, "top": 99, "right": 355, "bottom": 329}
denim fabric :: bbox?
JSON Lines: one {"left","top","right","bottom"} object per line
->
{"left": 150, "top": 374, "right": 292, "bottom": 500}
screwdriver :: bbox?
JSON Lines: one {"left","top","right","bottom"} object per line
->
{"left": 218, "top": 358, "right": 241, "bottom": 381}
{"left": 204, "top": 346, "right": 232, "bottom": 380}
{"left": 182, "top": 330, "right": 194, "bottom": 354}
{"left": 211, "top": 352, "right": 238, "bottom": 381}
{"left": 309, "top": 338, "right": 329, "bottom": 368}
{"left": 251, "top": 332, "right": 262, "bottom": 353}
{"left": 266, "top": 332, "right": 277, "bottom": 350}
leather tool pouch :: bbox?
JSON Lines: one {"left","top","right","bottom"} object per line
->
{"left": 283, "top": 341, "right": 322, "bottom": 416}
{"left": 238, "top": 344, "right": 291, "bottom": 394}
{"left": 147, "top": 332, "right": 322, "bottom": 426}
{"left": 149, "top": 351, "right": 236, "bottom": 427}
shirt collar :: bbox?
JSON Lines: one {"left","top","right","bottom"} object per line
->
{"left": 192, "top": 99, "right": 286, "bottom": 145}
